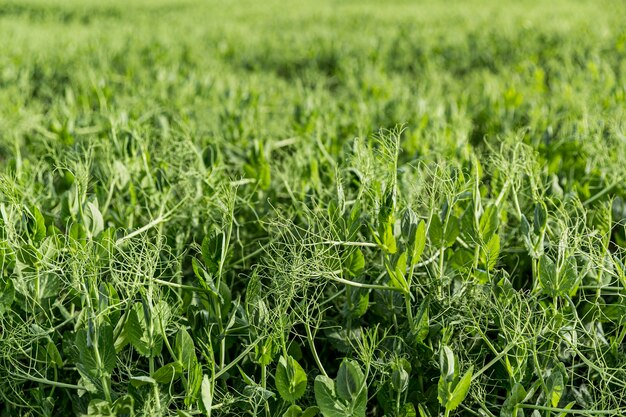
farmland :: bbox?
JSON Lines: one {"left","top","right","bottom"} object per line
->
{"left": 1, "top": 0, "right": 626, "bottom": 416}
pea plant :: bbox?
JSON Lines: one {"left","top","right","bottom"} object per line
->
{"left": 1, "top": 0, "right": 626, "bottom": 416}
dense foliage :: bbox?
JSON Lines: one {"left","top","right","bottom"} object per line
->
{"left": 1, "top": 0, "right": 626, "bottom": 416}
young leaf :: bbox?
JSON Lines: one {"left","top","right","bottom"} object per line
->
{"left": 501, "top": 383, "right": 527, "bottom": 417}
{"left": 112, "top": 395, "right": 134, "bottom": 416}
{"left": 31, "top": 206, "right": 47, "bottom": 242}
{"left": 201, "top": 232, "right": 223, "bottom": 276}
{"left": 385, "top": 251, "right": 409, "bottom": 293}
{"left": 192, "top": 258, "right": 222, "bottom": 301}
{"left": 539, "top": 255, "right": 558, "bottom": 297}
{"left": 411, "top": 220, "right": 426, "bottom": 265}
{"left": 561, "top": 256, "right": 579, "bottom": 296}
{"left": 483, "top": 234, "right": 500, "bottom": 271}
{"left": 380, "top": 221, "right": 397, "bottom": 254}
{"left": 412, "top": 300, "right": 429, "bottom": 343}
{"left": 175, "top": 327, "right": 197, "bottom": 369}
{"left": 479, "top": 205, "right": 499, "bottom": 241}
{"left": 446, "top": 366, "right": 473, "bottom": 411}
{"left": 336, "top": 359, "right": 365, "bottom": 402}
{"left": 284, "top": 405, "right": 319, "bottom": 417}
{"left": 0, "top": 277, "right": 14, "bottom": 316}
{"left": 201, "top": 375, "right": 212, "bottom": 412}
{"left": 124, "top": 305, "right": 150, "bottom": 357}
{"left": 402, "top": 208, "right": 418, "bottom": 243}
{"left": 185, "top": 362, "right": 203, "bottom": 407}
{"left": 86, "top": 202, "right": 104, "bottom": 238}
{"left": 255, "top": 337, "right": 278, "bottom": 366}
{"left": 533, "top": 202, "right": 547, "bottom": 235}
{"left": 275, "top": 355, "right": 308, "bottom": 403}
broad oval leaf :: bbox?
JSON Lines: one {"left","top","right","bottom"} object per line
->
{"left": 275, "top": 355, "right": 307, "bottom": 403}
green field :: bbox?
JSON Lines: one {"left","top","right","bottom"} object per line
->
{"left": 1, "top": 0, "right": 626, "bottom": 416}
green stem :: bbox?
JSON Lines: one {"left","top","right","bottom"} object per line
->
{"left": 519, "top": 404, "right": 626, "bottom": 415}
{"left": 404, "top": 293, "right": 414, "bottom": 325}
{"left": 261, "top": 365, "right": 269, "bottom": 417}
{"left": 305, "top": 322, "right": 328, "bottom": 377}
{"left": 328, "top": 274, "right": 404, "bottom": 293}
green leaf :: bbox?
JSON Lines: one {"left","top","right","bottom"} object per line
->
{"left": 254, "top": 337, "right": 278, "bottom": 366}
{"left": 561, "top": 256, "right": 579, "bottom": 296}
{"left": 412, "top": 300, "right": 429, "bottom": 343}
{"left": 175, "top": 327, "right": 197, "bottom": 369}
{"left": 112, "top": 395, "right": 134, "bottom": 416}
{"left": 501, "top": 383, "right": 527, "bottom": 417}
{"left": 346, "top": 288, "right": 369, "bottom": 319}
{"left": 185, "top": 362, "right": 203, "bottom": 407}
{"left": 402, "top": 208, "right": 418, "bottom": 242}
{"left": 86, "top": 202, "right": 104, "bottom": 238}
{"left": 301, "top": 406, "right": 320, "bottom": 417}
{"left": 192, "top": 258, "right": 222, "bottom": 301}
{"left": 201, "top": 375, "right": 213, "bottom": 411}
{"left": 429, "top": 214, "right": 443, "bottom": 246}
{"left": 380, "top": 221, "right": 397, "bottom": 254}
{"left": 539, "top": 255, "right": 558, "bottom": 297}
{"left": 391, "top": 367, "right": 409, "bottom": 393}
{"left": 0, "top": 277, "right": 14, "bottom": 316}
{"left": 336, "top": 359, "right": 365, "bottom": 402}
{"left": 444, "top": 216, "right": 460, "bottom": 248}
{"left": 556, "top": 401, "right": 576, "bottom": 417}
{"left": 483, "top": 234, "right": 500, "bottom": 271}
{"left": 399, "top": 403, "right": 417, "bottom": 417}
{"left": 315, "top": 375, "right": 345, "bottom": 417}
{"left": 386, "top": 251, "right": 409, "bottom": 293}
{"left": 124, "top": 303, "right": 162, "bottom": 357}
{"left": 275, "top": 355, "right": 308, "bottom": 403}
{"left": 75, "top": 324, "right": 116, "bottom": 391}
{"left": 534, "top": 202, "right": 547, "bottom": 235}
{"left": 86, "top": 399, "right": 113, "bottom": 417}
{"left": 344, "top": 249, "right": 365, "bottom": 277}
{"left": 417, "top": 404, "right": 432, "bottom": 417}
{"left": 440, "top": 346, "right": 456, "bottom": 380}
{"left": 46, "top": 341, "right": 63, "bottom": 368}
{"left": 446, "top": 366, "right": 473, "bottom": 411}
{"left": 124, "top": 305, "right": 150, "bottom": 357}
{"left": 539, "top": 255, "right": 578, "bottom": 297}
{"left": 130, "top": 375, "right": 156, "bottom": 387}
{"left": 31, "top": 206, "right": 47, "bottom": 242}
{"left": 438, "top": 346, "right": 456, "bottom": 408}
{"left": 152, "top": 363, "right": 182, "bottom": 384}
{"left": 479, "top": 205, "right": 499, "bottom": 241}
{"left": 283, "top": 405, "right": 303, "bottom": 417}
{"left": 547, "top": 370, "right": 564, "bottom": 407}
{"left": 411, "top": 220, "right": 426, "bottom": 265}
{"left": 201, "top": 232, "right": 223, "bottom": 276}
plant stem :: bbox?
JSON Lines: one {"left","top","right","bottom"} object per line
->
{"left": 305, "top": 322, "right": 328, "bottom": 377}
